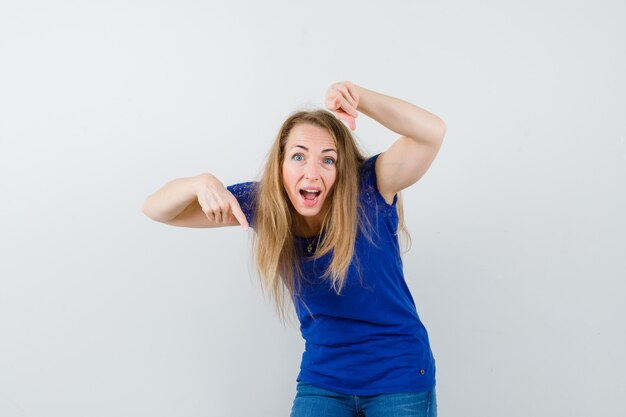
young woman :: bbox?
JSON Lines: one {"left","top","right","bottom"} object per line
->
{"left": 142, "top": 81, "right": 446, "bottom": 417}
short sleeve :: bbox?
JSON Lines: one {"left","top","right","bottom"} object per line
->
{"left": 226, "top": 181, "right": 259, "bottom": 228}
{"left": 359, "top": 153, "right": 398, "bottom": 212}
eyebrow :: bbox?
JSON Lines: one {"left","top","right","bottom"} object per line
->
{"left": 290, "top": 145, "right": 337, "bottom": 153}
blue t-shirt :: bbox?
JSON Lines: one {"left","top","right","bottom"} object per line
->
{"left": 227, "top": 153, "right": 436, "bottom": 395}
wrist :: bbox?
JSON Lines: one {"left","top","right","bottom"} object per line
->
{"left": 354, "top": 84, "right": 372, "bottom": 115}
{"left": 189, "top": 173, "right": 217, "bottom": 195}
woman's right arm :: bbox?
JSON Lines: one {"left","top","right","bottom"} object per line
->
{"left": 141, "top": 173, "right": 249, "bottom": 230}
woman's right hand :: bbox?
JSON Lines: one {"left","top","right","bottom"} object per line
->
{"left": 193, "top": 174, "right": 250, "bottom": 231}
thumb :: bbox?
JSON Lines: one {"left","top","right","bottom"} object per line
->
{"left": 334, "top": 111, "right": 356, "bottom": 130}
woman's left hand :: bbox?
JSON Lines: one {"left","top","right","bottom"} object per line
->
{"left": 325, "top": 81, "right": 360, "bottom": 131}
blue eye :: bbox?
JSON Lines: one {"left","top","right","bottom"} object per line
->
{"left": 324, "top": 158, "right": 336, "bottom": 164}
{"left": 292, "top": 154, "right": 304, "bottom": 161}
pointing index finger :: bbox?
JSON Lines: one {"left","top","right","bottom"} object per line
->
{"left": 230, "top": 199, "right": 250, "bottom": 231}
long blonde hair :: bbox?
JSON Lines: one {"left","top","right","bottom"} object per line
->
{"left": 251, "top": 109, "right": 411, "bottom": 325}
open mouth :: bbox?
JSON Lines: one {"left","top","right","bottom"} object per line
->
{"left": 299, "top": 189, "right": 321, "bottom": 206}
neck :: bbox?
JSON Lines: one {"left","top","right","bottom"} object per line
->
{"left": 293, "top": 211, "right": 326, "bottom": 237}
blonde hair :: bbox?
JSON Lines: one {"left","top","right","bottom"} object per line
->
{"left": 251, "top": 109, "right": 411, "bottom": 325}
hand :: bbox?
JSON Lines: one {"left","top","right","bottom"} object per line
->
{"left": 324, "top": 80, "right": 360, "bottom": 131}
{"left": 193, "top": 174, "right": 249, "bottom": 231}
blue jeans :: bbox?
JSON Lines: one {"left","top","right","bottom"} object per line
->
{"left": 290, "top": 381, "right": 437, "bottom": 417}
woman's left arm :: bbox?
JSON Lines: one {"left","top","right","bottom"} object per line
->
{"left": 326, "top": 81, "right": 446, "bottom": 203}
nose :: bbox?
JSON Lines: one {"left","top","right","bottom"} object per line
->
{"left": 304, "top": 161, "right": 321, "bottom": 180}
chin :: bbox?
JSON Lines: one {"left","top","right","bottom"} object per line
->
{"left": 295, "top": 207, "right": 322, "bottom": 217}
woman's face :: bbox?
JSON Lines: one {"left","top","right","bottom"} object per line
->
{"left": 282, "top": 123, "right": 338, "bottom": 226}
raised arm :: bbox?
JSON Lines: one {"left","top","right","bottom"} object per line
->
{"left": 141, "top": 173, "right": 249, "bottom": 230}
{"left": 325, "top": 81, "right": 446, "bottom": 204}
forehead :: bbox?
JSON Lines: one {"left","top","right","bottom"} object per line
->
{"left": 285, "top": 123, "right": 336, "bottom": 149}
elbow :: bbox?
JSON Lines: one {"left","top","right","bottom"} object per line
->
{"left": 437, "top": 118, "right": 447, "bottom": 141}
{"left": 424, "top": 118, "right": 446, "bottom": 145}
{"left": 141, "top": 206, "right": 153, "bottom": 220}
{"left": 141, "top": 199, "right": 157, "bottom": 220}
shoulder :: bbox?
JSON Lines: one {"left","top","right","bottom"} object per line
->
{"left": 226, "top": 181, "right": 259, "bottom": 200}
{"left": 359, "top": 154, "right": 398, "bottom": 208}
{"left": 226, "top": 181, "right": 259, "bottom": 227}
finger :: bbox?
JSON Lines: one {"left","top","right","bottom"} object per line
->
{"left": 333, "top": 106, "right": 347, "bottom": 116}
{"left": 213, "top": 209, "right": 222, "bottom": 223}
{"left": 333, "top": 109, "right": 349, "bottom": 123}
{"left": 344, "top": 82, "right": 359, "bottom": 106}
{"left": 200, "top": 204, "right": 215, "bottom": 223}
{"left": 335, "top": 111, "right": 356, "bottom": 131}
{"left": 340, "top": 97, "right": 357, "bottom": 117}
{"left": 344, "top": 96, "right": 358, "bottom": 117}
{"left": 230, "top": 200, "right": 250, "bottom": 231}
{"left": 340, "top": 85, "right": 357, "bottom": 109}
{"left": 343, "top": 113, "right": 357, "bottom": 130}
{"left": 331, "top": 96, "right": 343, "bottom": 111}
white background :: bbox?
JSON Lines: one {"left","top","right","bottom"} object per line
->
{"left": 1, "top": 1, "right": 625, "bottom": 416}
